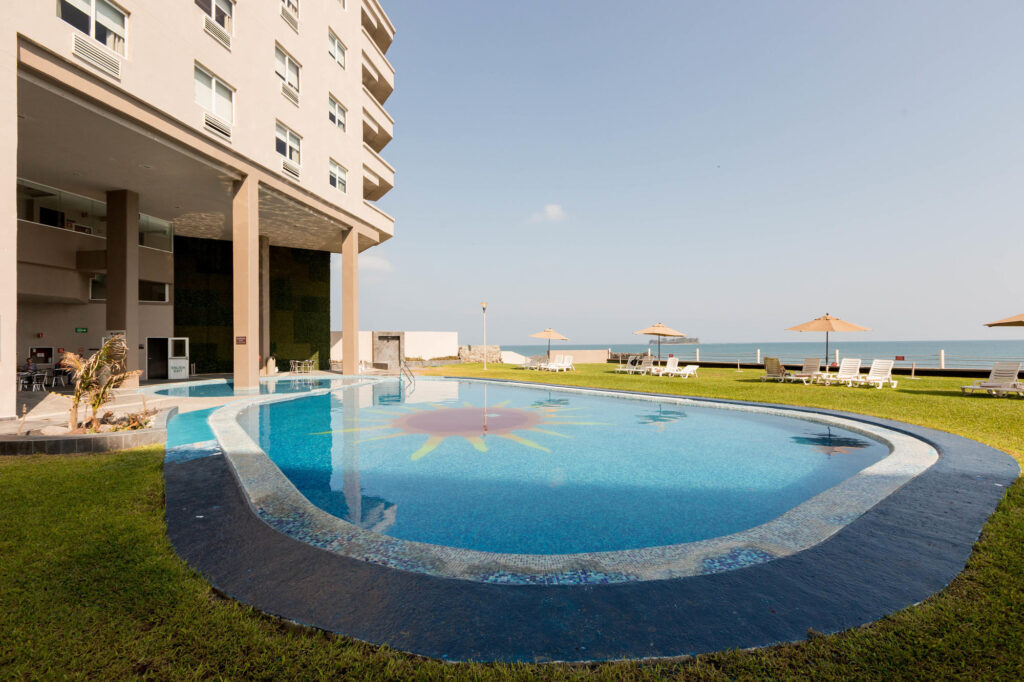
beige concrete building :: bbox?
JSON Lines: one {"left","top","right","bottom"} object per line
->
{"left": 2, "top": 0, "right": 397, "bottom": 419}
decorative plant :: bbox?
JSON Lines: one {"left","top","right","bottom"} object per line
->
{"left": 60, "top": 334, "right": 141, "bottom": 431}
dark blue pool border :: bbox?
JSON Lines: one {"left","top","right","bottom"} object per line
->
{"left": 163, "top": 383, "right": 1019, "bottom": 662}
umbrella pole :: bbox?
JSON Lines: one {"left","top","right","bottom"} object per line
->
{"left": 825, "top": 331, "right": 829, "bottom": 367}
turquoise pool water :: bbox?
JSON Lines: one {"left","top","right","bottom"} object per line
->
{"left": 236, "top": 379, "right": 889, "bottom": 555}
{"left": 154, "top": 377, "right": 360, "bottom": 398}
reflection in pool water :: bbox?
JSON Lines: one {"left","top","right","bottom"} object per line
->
{"left": 240, "top": 380, "right": 889, "bottom": 554}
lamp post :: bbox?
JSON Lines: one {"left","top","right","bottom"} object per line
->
{"left": 481, "top": 301, "right": 488, "bottom": 370}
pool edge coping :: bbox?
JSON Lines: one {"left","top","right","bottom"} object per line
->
{"left": 207, "top": 377, "right": 940, "bottom": 584}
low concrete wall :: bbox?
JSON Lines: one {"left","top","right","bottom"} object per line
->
{"left": 0, "top": 406, "right": 174, "bottom": 455}
{"left": 550, "top": 349, "right": 609, "bottom": 364}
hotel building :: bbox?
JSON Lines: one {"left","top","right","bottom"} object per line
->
{"left": 1, "top": 0, "right": 396, "bottom": 419}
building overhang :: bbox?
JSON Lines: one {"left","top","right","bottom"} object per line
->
{"left": 16, "top": 37, "right": 389, "bottom": 254}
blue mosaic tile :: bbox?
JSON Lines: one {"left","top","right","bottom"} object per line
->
{"left": 700, "top": 547, "right": 777, "bottom": 575}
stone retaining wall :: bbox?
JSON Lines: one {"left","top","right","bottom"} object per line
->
{"left": 459, "top": 345, "right": 502, "bottom": 364}
{"left": 0, "top": 407, "right": 175, "bottom": 455}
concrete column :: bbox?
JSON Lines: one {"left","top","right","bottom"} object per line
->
{"left": 232, "top": 177, "right": 259, "bottom": 390}
{"left": 258, "top": 235, "right": 270, "bottom": 372}
{"left": 105, "top": 190, "right": 140, "bottom": 373}
{"left": 0, "top": 27, "right": 17, "bottom": 419}
{"left": 341, "top": 228, "right": 359, "bottom": 374}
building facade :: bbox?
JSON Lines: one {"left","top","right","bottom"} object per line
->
{"left": 1, "top": 0, "right": 396, "bottom": 418}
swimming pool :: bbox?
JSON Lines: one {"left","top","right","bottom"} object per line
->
{"left": 152, "top": 376, "right": 363, "bottom": 398}
{"left": 201, "top": 378, "right": 938, "bottom": 584}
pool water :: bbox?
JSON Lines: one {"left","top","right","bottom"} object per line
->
{"left": 154, "top": 377, "right": 361, "bottom": 398}
{"left": 239, "top": 379, "right": 889, "bottom": 555}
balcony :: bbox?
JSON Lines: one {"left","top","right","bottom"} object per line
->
{"left": 361, "top": 28, "right": 394, "bottom": 104}
{"left": 362, "top": 143, "right": 394, "bottom": 201}
{"left": 361, "top": 0, "right": 395, "bottom": 54}
{"left": 363, "top": 200, "right": 394, "bottom": 237}
{"left": 362, "top": 86, "right": 393, "bottom": 153}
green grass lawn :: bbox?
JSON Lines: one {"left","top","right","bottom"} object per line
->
{"left": 2, "top": 365, "right": 1022, "bottom": 679}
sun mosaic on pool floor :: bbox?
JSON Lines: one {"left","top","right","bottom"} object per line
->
{"left": 312, "top": 400, "right": 604, "bottom": 460}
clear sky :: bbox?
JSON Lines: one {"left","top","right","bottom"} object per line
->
{"left": 331, "top": 0, "right": 1024, "bottom": 345}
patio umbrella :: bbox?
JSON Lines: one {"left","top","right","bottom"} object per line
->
{"left": 529, "top": 328, "right": 568, "bottom": 357}
{"left": 633, "top": 322, "right": 686, "bottom": 363}
{"left": 985, "top": 314, "right": 1024, "bottom": 327}
{"left": 786, "top": 313, "right": 870, "bottom": 365}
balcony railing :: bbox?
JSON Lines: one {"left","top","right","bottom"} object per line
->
{"left": 361, "top": 86, "right": 393, "bottom": 152}
{"left": 360, "top": 0, "right": 395, "bottom": 54}
{"left": 362, "top": 142, "right": 394, "bottom": 201}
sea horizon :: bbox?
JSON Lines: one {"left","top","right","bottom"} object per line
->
{"left": 497, "top": 338, "right": 1024, "bottom": 369}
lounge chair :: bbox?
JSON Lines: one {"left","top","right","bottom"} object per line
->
{"left": 785, "top": 358, "right": 822, "bottom": 385}
{"left": 614, "top": 355, "right": 640, "bottom": 373}
{"left": 628, "top": 356, "right": 655, "bottom": 375}
{"left": 669, "top": 364, "right": 699, "bottom": 379}
{"left": 559, "top": 355, "right": 576, "bottom": 372}
{"left": 760, "top": 357, "right": 788, "bottom": 382}
{"left": 651, "top": 357, "right": 679, "bottom": 376}
{"left": 854, "top": 359, "right": 898, "bottom": 389}
{"left": 820, "top": 358, "right": 862, "bottom": 386}
{"left": 520, "top": 356, "right": 543, "bottom": 370}
{"left": 540, "top": 354, "right": 564, "bottom": 371}
{"left": 961, "top": 361, "right": 1023, "bottom": 397}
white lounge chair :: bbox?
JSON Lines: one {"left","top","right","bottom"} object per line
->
{"left": 520, "top": 356, "right": 543, "bottom": 370}
{"left": 820, "top": 358, "right": 862, "bottom": 386}
{"left": 559, "top": 355, "right": 576, "bottom": 372}
{"left": 785, "top": 358, "right": 822, "bottom": 385}
{"left": 854, "top": 359, "right": 898, "bottom": 389}
{"left": 614, "top": 355, "right": 640, "bottom": 373}
{"left": 540, "top": 354, "right": 564, "bottom": 371}
{"left": 651, "top": 357, "right": 679, "bottom": 376}
{"left": 760, "top": 357, "right": 788, "bottom": 382}
{"left": 670, "top": 364, "right": 699, "bottom": 379}
{"left": 628, "top": 356, "right": 655, "bottom": 375}
{"left": 961, "top": 361, "right": 1023, "bottom": 397}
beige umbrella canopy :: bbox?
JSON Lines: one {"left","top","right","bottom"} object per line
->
{"left": 786, "top": 313, "right": 870, "bottom": 363}
{"left": 530, "top": 328, "right": 569, "bottom": 355}
{"left": 985, "top": 314, "right": 1024, "bottom": 327}
{"left": 633, "top": 322, "right": 686, "bottom": 362}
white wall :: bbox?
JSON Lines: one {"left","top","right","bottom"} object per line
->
{"left": 330, "top": 330, "right": 459, "bottom": 363}
{"left": 330, "top": 330, "right": 372, "bottom": 364}
{"left": 404, "top": 331, "right": 458, "bottom": 360}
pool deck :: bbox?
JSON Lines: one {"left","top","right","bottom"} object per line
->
{"left": 164, "top": 391, "right": 1019, "bottom": 663}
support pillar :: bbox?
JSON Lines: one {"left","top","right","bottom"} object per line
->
{"left": 341, "top": 228, "right": 359, "bottom": 374}
{"left": 0, "top": 26, "right": 17, "bottom": 419}
{"left": 258, "top": 235, "right": 270, "bottom": 373}
{"left": 105, "top": 189, "right": 140, "bottom": 373}
{"left": 232, "top": 177, "right": 259, "bottom": 390}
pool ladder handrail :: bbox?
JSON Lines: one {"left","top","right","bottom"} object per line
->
{"left": 400, "top": 360, "right": 415, "bottom": 394}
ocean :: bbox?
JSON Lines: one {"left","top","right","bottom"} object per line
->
{"left": 498, "top": 339, "right": 1024, "bottom": 369}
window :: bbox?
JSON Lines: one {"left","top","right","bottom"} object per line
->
{"left": 139, "top": 215, "right": 174, "bottom": 252}
{"left": 194, "top": 65, "right": 234, "bottom": 122}
{"left": 282, "top": 0, "right": 298, "bottom": 18}
{"left": 58, "top": 0, "right": 127, "bottom": 55}
{"left": 195, "top": 0, "right": 233, "bottom": 32}
{"left": 275, "top": 123, "right": 301, "bottom": 164}
{"left": 328, "top": 31, "right": 346, "bottom": 68}
{"left": 89, "top": 274, "right": 107, "bottom": 301}
{"left": 139, "top": 280, "right": 169, "bottom": 303}
{"left": 329, "top": 160, "right": 347, "bottom": 193}
{"left": 274, "top": 45, "right": 300, "bottom": 92}
{"left": 328, "top": 96, "right": 347, "bottom": 131}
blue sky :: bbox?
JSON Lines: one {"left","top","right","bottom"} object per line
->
{"left": 331, "top": 0, "right": 1024, "bottom": 344}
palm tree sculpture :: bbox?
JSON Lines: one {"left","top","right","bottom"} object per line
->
{"left": 60, "top": 334, "right": 140, "bottom": 431}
